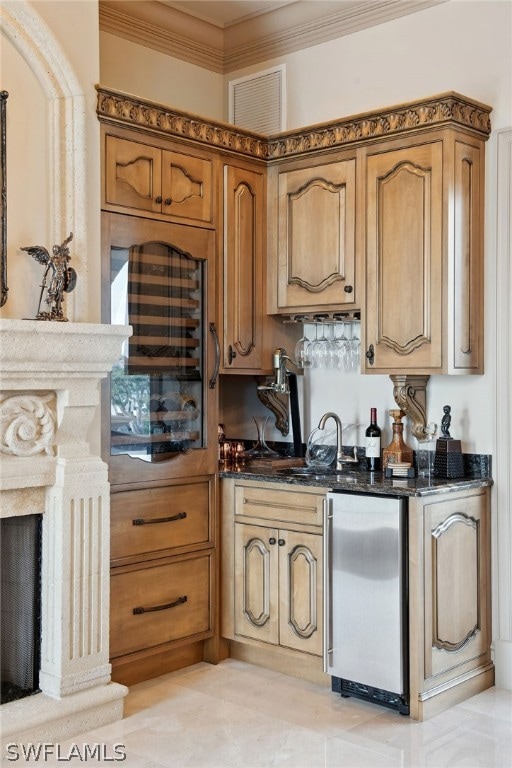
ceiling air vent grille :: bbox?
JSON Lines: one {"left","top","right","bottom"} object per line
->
{"left": 229, "top": 65, "right": 286, "bottom": 134}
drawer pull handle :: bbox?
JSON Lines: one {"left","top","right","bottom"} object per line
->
{"left": 133, "top": 595, "right": 187, "bottom": 615}
{"left": 132, "top": 512, "right": 187, "bottom": 526}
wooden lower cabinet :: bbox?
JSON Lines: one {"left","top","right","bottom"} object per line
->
{"left": 109, "top": 477, "right": 217, "bottom": 685}
{"left": 234, "top": 522, "right": 322, "bottom": 656}
{"left": 221, "top": 479, "right": 328, "bottom": 684}
{"left": 221, "top": 478, "right": 494, "bottom": 716}
{"left": 408, "top": 486, "right": 494, "bottom": 719}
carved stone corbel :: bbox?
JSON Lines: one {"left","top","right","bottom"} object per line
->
{"left": 390, "top": 374, "right": 430, "bottom": 441}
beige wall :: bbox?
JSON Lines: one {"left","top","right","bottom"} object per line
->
{"left": 3, "top": 0, "right": 509, "bottom": 452}
{"left": 226, "top": 1, "right": 511, "bottom": 131}
{"left": 222, "top": 0, "right": 511, "bottom": 453}
{"left": 100, "top": 30, "right": 225, "bottom": 119}
{"left": 0, "top": 0, "right": 101, "bottom": 322}
{"left": 97, "top": 1, "right": 512, "bottom": 452}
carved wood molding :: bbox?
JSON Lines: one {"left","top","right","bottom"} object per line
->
{"left": 97, "top": 88, "right": 492, "bottom": 162}
{"left": 97, "top": 87, "right": 268, "bottom": 160}
{"left": 431, "top": 512, "right": 480, "bottom": 652}
{"left": 255, "top": 377, "right": 289, "bottom": 436}
{"left": 289, "top": 545, "right": 318, "bottom": 639}
{"left": 390, "top": 374, "right": 430, "bottom": 442}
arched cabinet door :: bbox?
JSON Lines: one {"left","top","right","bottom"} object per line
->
{"left": 408, "top": 486, "right": 493, "bottom": 720}
{"left": 233, "top": 521, "right": 322, "bottom": 656}
{"left": 278, "top": 531, "right": 323, "bottom": 656}
{"left": 273, "top": 156, "right": 357, "bottom": 313}
{"left": 364, "top": 141, "right": 443, "bottom": 372}
{"left": 363, "top": 132, "right": 485, "bottom": 375}
{"left": 104, "top": 133, "right": 213, "bottom": 226}
{"left": 223, "top": 162, "right": 265, "bottom": 371}
{"left": 234, "top": 522, "right": 279, "bottom": 645}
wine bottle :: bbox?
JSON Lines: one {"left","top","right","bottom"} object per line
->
{"left": 365, "top": 407, "right": 382, "bottom": 472}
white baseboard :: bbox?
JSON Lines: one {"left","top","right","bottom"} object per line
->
{"left": 494, "top": 639, "right": 512, "bottom": 690}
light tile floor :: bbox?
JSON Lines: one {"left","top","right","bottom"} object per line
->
{"left": 26, "top": 660, "right": 512, "bottom": 767}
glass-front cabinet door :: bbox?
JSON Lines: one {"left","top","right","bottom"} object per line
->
{"left": 102, "top": 213, "right": 218, "bottom": 484}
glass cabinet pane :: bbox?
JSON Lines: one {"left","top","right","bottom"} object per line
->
{"left": 110, "top": 240, "right": 205, "bottom": 462}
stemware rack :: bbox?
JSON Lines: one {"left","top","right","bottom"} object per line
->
{"left": 282, "top": 311, "right": 361, "bottom": 325}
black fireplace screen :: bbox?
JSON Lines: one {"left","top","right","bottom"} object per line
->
{"left": 0, "top": 514, "right": 42, "bottom": 704}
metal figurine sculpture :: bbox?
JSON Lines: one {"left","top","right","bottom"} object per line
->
{"left": 440, "top": 404, "right": 452, "bottom": 439}
{"left": 22, "top": 232, "right": 77, "bottom": 321}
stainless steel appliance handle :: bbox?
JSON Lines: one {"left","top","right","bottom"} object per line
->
{"left": 323, "top": 496, "right": 333, "bottom": 674}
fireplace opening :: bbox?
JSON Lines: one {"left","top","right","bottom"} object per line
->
{"left": 1, "top": 514, "right": 42, "bottom": 704}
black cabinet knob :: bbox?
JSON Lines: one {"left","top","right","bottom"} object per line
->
{"left": 278, "top": 538, "right": 285, "bottom": 546}
{"left": 344, "top": 285, "right": 353, "bottom": 293}
{"left": 269, "top": 537, "right": 276, "bottom": 545}
{"left": 365, "top": 344, "right": 375, "bottom": 365}
{"left": 155, "top": 196, "right": 162, "bottom": 204}
{"left": 164, "top": 198, "right": 172, "bottom": 206}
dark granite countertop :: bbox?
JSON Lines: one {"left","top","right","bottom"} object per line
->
{"left": 218, "top": 464, "right": 493, "bottom": 498}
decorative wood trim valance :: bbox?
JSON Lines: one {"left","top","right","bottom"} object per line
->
{"left": 97, "top": 86, "right": 492, "bottom": 162}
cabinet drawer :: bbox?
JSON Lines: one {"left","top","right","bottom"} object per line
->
{"left": 110, "top": 553, "right": 212, "bottom": 658}
{"left": 111, "top": 483, "right": 211, "bottom": 561}
{"left": 235, "top": 483, "right": 324, "bottom": 526}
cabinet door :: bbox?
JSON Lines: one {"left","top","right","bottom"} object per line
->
{"left": 102, "top": 212, "right": 218, "bottom": 485}
{"left": 223, "top": 163, "right": 265, "bottom": 370}
{"left": 278, "top": 530, "right": 323, "bottom": 656}
{"left": 422, "top": 490, "right": 491, "bottom": 682}
{"left": 234, "top": 522, "right": 279, "bottom": 645}
{"left": 161, "top": 149, "right": 213, "bottom": 225}
{"left": 276, "top": 159, "right": 356, "bottom": 311}
{"left": 364, "top": 142, "right": 443, "bottom": 372}
{"left": 105, "top": 135, "right": 163, "bottom": 214}
{"left": 452, "top": 139, "right": 484, "bottom": 373}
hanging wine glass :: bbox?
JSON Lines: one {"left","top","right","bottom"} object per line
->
{"left": 311, "top": 316, "right": 329, "bottom": 368}
{"left": 348, "top": 319, "right": 361, "bottom": 371}
{"left": 294, "top": 317, "right": 311, "bottom": 368}
{"left": 332, "top": 313, "right": 349, "bottom": 370}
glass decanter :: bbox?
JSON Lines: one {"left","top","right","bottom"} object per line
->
{"left": 241, "top": 415, "right": 279, "bottom": 458}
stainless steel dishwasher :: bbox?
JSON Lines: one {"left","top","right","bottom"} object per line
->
{"left": 324, "top": 491, "right": 409, "bottom": 714}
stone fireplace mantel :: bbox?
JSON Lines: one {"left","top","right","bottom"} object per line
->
{"left": 0, "top": 319, "right": 131, "bottom": 746}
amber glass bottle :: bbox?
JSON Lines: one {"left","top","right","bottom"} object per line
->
{"left": 382, "top": 409, "right": 413, "bottom": 468}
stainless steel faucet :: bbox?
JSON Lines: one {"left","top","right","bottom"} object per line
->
{"left": 318, "top": 411, "right": 358, "bottom": 471}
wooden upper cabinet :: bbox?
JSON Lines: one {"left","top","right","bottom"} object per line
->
{"left": 223, "top": 161, "right": 265, "bottom": 371}
{"left": 363, "top": 131, "right": 485, "bottom": 375}
{"left": 269, "top": 156, "right": 357, "bottom": 314}
{"left": 104, "top": 133, "right": 214, "bottom": 226}
{"left": 221, "top": 159, "right": 300, "bottom": 375}
{"left": 365, "top": 141, "right": 443, "bottom": 372}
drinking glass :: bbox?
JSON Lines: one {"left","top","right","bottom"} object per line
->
{"left": 331, "top": 316, "right": 349, "bottom": 370}
{"left": 348, "top": 320, "right": 361, "bottom": 371}
{"left": 294, "top": 322, "right": 311, "bottom": 368}
{"left": 311, "top": 319, "right": 329, "bottom": 368}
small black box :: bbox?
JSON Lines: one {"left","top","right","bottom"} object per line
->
{"left": 434, "top": 438, "right": 464, "bottom": 479}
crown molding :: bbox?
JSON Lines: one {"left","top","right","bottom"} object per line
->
{"left": 223, "top": 0, "right": 447, "bottom": 72}
{"left": 99, "top": 3, "right": 224, "bottom": 73}
{"left": 99, "top": 0, "right": 448, "bottom": 74}
{"left": 96, "top": 86, "right": 491, "bottom": 162}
